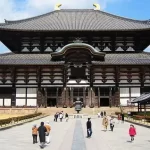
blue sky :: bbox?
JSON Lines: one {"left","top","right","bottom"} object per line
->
{"left": 0, "top": 0, "right": 150, "bottom": 53}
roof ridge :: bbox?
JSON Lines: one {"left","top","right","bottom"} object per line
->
{"left": 4, "top": 10, "right": 58, "bottom": 25}
{"left": 3, "top": 9, "right": 150, "bottom": 26}
{"left": 98, "top": 10, "right": 150, "bottom": 25}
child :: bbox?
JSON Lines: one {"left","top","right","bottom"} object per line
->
{"left": 129, "top": 124, "right": 136, "bottom": 142}
{"left": 32, "top": 124, "right": 38, "bottom": 144}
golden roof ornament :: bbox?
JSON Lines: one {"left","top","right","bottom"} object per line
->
{"left": 93, "top": 4, "right": 100, "bottom": 10}
{"left": 54, "top": 3, "right": 62, "bottom": 10}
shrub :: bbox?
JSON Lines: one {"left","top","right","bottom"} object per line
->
{"left": 0, "top": 113, "right": 42, "bottom": 126}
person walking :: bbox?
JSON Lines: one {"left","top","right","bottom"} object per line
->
{"left": 59, "top": 113, "right": 63, "bottom": 122}
{"left": 45, "top": 121, "right": 51, "bottom": 144}
{"left": 86, "top": 118, "right": 92, "bottom": 138}
{"left": 121, "top": 113, "right": 125, "bottom": 123}
{"left": 54, "top": 113, "right": 58, "bottom": 122}
{"left": 38, "top": 122, "right": 47, "bottom": 149}
{"left": 118, "top": 114, "right": 121, "bottom": 124}
{"left": 102, "top": 116, "right": 108, "bottom": 131}
{"left": 101, "top": 111, "right": 103, "bottom": 118}
{"left": 32, "top": 124, "right": 38, "bottom": 144}
{"left": 104, "top": 111, "right": 106, "bottom": 116}
{"left": 65, "top": 113, "right": 69, "bottom": 122}
{"left": 110, "top": 117, "right": 115, "bottom": 131}
{"left": 129, "top": 124, "right": 136, "bottom": 142}
{"left": 97, "top": 112, "right": 100, "bottom": 118}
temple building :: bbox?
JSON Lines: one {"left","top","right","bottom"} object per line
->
{"left": 0, "top": 4, "right": 150, "bottom": 108}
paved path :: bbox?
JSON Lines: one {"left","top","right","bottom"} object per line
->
{"left": 0, "top": 116, "right": 150, "bottom": 150}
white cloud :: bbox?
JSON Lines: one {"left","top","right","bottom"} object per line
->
{"left": 0, "top": 0, "right": 122, "bottom": 22}
{"left": 144, "top": 45, "right": 150, "bottom": 52}
{"left": 0, "top": 0, "right": 123, "bottom": 53}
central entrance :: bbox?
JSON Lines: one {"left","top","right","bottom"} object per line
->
{"left": 73, "top": 87, "right": 84, "bottom": 102}
{"left": 47, "top": 98, "right": 56, "bottom": 107}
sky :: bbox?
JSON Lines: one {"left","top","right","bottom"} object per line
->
{"left": 0, "top": 0, "right": 150, "bottom": 53}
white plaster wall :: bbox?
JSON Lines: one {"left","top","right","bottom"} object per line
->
{"left": 120, "top": 88, "right": 129, "bottom": 97}
{"left": 16, "top": 99, "right": 26, "bottom": 106}
{"left": 27, "top": 88, "right": 37, "bottom": 97}
{"left": 0, "top": 99, "right": 3, "bottom": 106}
{"left": 16, "top": 88, "right": 26, "bottom": 97}
{"left": 27, "top": 99, "right": 37, "bottom": 106}
{"left": 120, "top": 98, "right": 128, "bottom": 106}
{"left": 4, "top": 99, "right": 11, "bottom": 106}
{"left": 131, "top": 88, "right": 140, "bottom": 97}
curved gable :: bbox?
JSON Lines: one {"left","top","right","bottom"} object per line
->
{"left": 51, "top": 43, "right": 105, "bottom": 62}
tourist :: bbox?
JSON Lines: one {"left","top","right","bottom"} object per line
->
{"left": 104, "top": 111, "right": 106, "bottom": 116}
{"left": 121, "top": 113, "right": 125, "bottom": 123}
{"left": 101, "top": 111, "right": 103, "bottom": 118}
{"left": 32, "top": 124, "right": 38, "bottom": 144}
{"left": 65, "top": 113, "right": 69, "bottom": 122}
{"left": 86, "top": 118, "right": 92, "bottom": 138}
{"left": 102, "top": 116, "right": 108, "bottom": 131}
{"left": 97, "top": 112, "right": 100, "bottom": 118}
{"left": 54, "top": 113, "right": 58, "bottom": 122}
{"left": 59, "top": 112, "right": 63, "bottom": 122}
{"left": 118, "top": 114, "right": 121, "bottom": 124}
{"left": 110, "top": 117, "right": 115, "bottom": 131}
{"left": 38, "top": 122, "right": 47, "bottom": 149}
{"left": 45, "top": 121, "right": 51, "bottom": 144}
{"left": 129, "top": 124, "right": 136, "bottom": 142}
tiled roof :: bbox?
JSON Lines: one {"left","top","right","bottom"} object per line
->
{"left": 0, "top": 52, "right": 150, "bottom": 65}
{"left": 93, "top": 52, "right": 150, "bottom": 65}
{"left": 0, "top": 9, "right": 150, "bottom": 31}
{"left": 0, "top": 53, "right": 64, "bottom": 65}
{"left": 131, "top": 93, "right": 150, "bottom": 103}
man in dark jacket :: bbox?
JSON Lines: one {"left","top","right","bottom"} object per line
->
{"left": 38, "top": 122, "right": 47, "bottom": 149}
{"left": 121, "top": 113, "right": 125, "bottom": 123}
{"left": 86, "top": 118, "right": 92, "bottom": 138}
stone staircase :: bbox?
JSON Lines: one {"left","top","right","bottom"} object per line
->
{"left": 37, "top": 107, "right": 120, "bottom": 116}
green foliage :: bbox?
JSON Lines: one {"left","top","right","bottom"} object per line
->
{"left": 0, "top": 113, "right": 42, "bottom": 126}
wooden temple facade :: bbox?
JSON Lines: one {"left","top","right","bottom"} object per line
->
{"left": 0, "top": 8, "right": 150, "bottom": 108}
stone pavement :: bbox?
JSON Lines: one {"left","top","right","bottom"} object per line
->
{"left": 0, "top": 116, "right": 150, "bottom": 150}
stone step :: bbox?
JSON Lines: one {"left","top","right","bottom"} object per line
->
{"left": 37, "top": 107, "right": 120, "bottom": 115}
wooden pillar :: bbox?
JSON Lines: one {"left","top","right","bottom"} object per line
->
{"left": 98, "top": 87, "right": 100, "bottom": 107}
{"left": 140, "top": 66, "right": 144, "bottom": 94}
{"left": 115, "top": 66, "right": 120, "bottom": 106}
{"left": 83, "top": 87, "right": 86, "bottom": 107}
{"left": 44, "top": 88, "right": 47, "bottom": 108}
{"left": 90, "top": 87, "right": 93, "bottom": 106}
{"left": 56, "top": 88, "right": 58, "bottom": 107}
{"left": 109, "top": 87, "right": 112, "bottom": 108}
{"left": 64, "top": 87, "right": 67, "bottom": 105}
{"left": 25, "top": 88, "right": 27, "bottom": 106}
{"left": 71, "top": 87, "right": 74, "bottom": 105}
{"left": 11, "top": 67, "right": 16, "bottom": 107}
{"left": 37, "top": 67, "right": 42, "bottom": 107}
